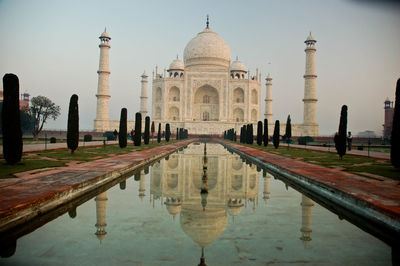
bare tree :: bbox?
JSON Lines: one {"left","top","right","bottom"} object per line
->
{"left": 29, "top": 96, "right": 61, "bottom": 140}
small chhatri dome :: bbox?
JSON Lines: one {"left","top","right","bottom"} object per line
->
{"left": 305, "top": 32, "right": 316, "bottom": 43}
{"left": 169, "top": 56, "right": 185, "bottom": 71}
{"left": 230, "top": 57, "right": 246, "bottom": 72}
{"left": 100, "top": 28, "right": 110, "bottom": 39}
{"left": 183, "top": 22, "right": 231, "bottom": 69}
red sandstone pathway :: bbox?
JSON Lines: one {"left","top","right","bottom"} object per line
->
{"left": 0, "top": 140, "right": 192, "bottom": 232}
{"left": 223, "top": 141, "right": 400, "bottom": 221}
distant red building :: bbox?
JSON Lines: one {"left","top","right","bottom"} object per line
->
{"left": 383, "top": 97, "right": 394, "bottom": 140}
{"left": 0, "top": 89, "right": 30, "bottom": 111}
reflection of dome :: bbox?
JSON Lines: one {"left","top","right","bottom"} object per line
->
{"left": 228, "top": 199, "right": 244, "bottom": 216}
{"left": 166, "top": 204, "right": 182, "bottom": 216}
{"left": 180, "top": 206, "right": 227, "bottom": 247}
{"left": 184, "top": 28, "right": 231, "bottom": 69}
{"left": 169, "top": 57, "right": 184, "bottom": 70}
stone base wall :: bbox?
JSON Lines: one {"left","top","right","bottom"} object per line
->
{"left": 95, "top": 119, "right": 318, "bottom": 137}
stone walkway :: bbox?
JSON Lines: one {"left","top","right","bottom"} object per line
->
{"left": 0, "top": 139, "right": 192, "bottom": 233}
{"left": 221, "top": 140, "right": 400, "bottom": 246}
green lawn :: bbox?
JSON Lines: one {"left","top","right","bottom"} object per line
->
{"left": 231, "top": 141, "right": 400, "bottom": 181}
{"left": 0, "top": 140, "right": 178, "bottom": 179}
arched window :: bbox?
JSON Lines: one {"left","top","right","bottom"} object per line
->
{"left": 203, "top": 112, "right": 210, "bottom": 121}
{"left": 174, "top": 72, "right": 179, "bottom": 77}
{"left": 203, "top": 95, "right": 210, "bottom": 104}
{"left": 251, "top": 89, "right": 258, "bottom": 104}
{"left": 235, "top": 73, "right": 240, "bottom": 79}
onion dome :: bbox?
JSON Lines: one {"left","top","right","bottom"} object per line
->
{"left": 100, "top": 28, "right": 110, "bottom": 39}
{"left": 305, "top": 32, "right": 316, "bottom": 44}
{"left": 230, "top": 57, "right": 246, "bottom": 72}
{"left": 168, "top": 57, "right": 185, "bottom": 71}
{"left": 184, "top": 27, "right": 231, "bottom": 69}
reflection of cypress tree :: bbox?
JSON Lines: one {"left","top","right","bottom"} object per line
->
{"left": 157, "top": 123, "right": 161, "bottom": 143}
{"left": 336, "top": 105, "right": 347, "bottom": 159}
{"left": 257, "top": 121, "right": 262, "bottom": 145}
{"left": 119, "top": 180, "right": 126, "bottom": 190}
{"left": 134, "top": 112, "right": 142, "bottom": 146}
{"left": 144, "top": 116, "right": 150, "bottom": 144}
{"left": 2, "top": 74, "right": 22, "bottom": 164}
{"left": 263, "top": 119, "right": 268, "bottom": 147}
{"left": 165, "top": 123, "right": 171, "bottom": 142}
{"left": 67, "top": 94, "right": 79, "bottom": 154}
{"left": 118, "top": 108, "right": 127, "bottom": 148}
{"left": 273, "top": 120, "right": 280, "bottom": 149}
{"left": 391, "top": 79, "right": 400, "bottom": 168}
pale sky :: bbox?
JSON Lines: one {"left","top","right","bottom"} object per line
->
{"left": 0, "top": 0, "right": 399, "bottom": 136}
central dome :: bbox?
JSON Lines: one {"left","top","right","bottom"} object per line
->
{"left": 184, "top": 28, "right": 231, "bottom": 69}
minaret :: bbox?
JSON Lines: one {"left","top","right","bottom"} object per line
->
{"left": 140, "top": 71, "right": 148, "bottom": 117}
{"left": 94, "top": 29, "right": 111, "bottom": 132}
{"left": 303, "top": 33, "right": 318, "bottom": 134}
{"left": 95, "top": 192, "right": 108, "bottom": 241}
{"left": 262, "top": 172, "right": 271, "bottom": 203}
{"left": 264, "top": 74, "right": 273, "bottom": 122}
{"left": 300, "top": 194, "right": 314, "bottom": 245}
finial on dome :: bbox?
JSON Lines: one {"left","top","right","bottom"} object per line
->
{"left": 176, "top": 54, "right": 179, "bottom": 59}
{"left": 104, "top": 27, "right": 107, "bottom": 32}
{"left": 236, "top": 56, "right": 238, "bottom": 61}
{"left": 206, "top": 14, "right": 209, "bottom": 29}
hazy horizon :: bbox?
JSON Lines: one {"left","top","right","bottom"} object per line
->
{"left": 1, "top": 0, "right": 399, "bottom": 136}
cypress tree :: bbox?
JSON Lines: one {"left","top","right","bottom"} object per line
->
{"left": 165, "top": 123, "right": 171, "bottom": 142}
{"left": 157, "top": 123, "right": 161, "bottom": 143}
{"left": 176, "top": 128, "right": 179, "bottom": 140}
{"left": 134, "top": 112, "right": 142, "bottom": 146}
{"left": 285, "top": 115, "right": 292, "bottom": 146}
{"left": 257, "top": 121, "right": 263, "bottom": 145}
{"left": 273, "top": 120, "right": 280, "bottom": 149}
{"left": 144, "top": 116, "right": 150, "bottom": 144}
{"left": 151, "top": 121, "right": 155, "bottom": 142}
{"left": 391, "top": 78, "right": 400, "bottom": 167}
{"left": 249, "top": 124, "right": 254, "bottom": 144}
{"left": 118, "top": 108, "right": 127, "bottom": 148}
{"left": 2, "top": 74, "right": 22, "bottom": 164}
{"left": 67, "top": 94, "right": 79, "bottom": 154}
{"left": 263, "top": 119, "right": 268, "bottom": 147}
{"left": 336, "top": 105, "right": 347, "bottom": 159}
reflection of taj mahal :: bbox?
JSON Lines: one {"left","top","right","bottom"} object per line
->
{"left": 94, "top": 19, "right": 319, "bottom": 136}
{"left": 93, "top": 143, "right": 315, "bottom": 260}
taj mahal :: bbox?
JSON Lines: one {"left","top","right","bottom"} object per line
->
{"left": 94, "top": 19, "right": 318, "bottom": 136}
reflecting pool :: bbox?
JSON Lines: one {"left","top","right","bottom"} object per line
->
{"left": 0, "top": 143, "right": 391, "bottom": 265}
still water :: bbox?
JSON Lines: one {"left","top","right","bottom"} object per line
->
{"left": 1, "top": 143, "right": 391, "bottom": 265}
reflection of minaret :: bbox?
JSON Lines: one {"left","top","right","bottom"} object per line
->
{"left": 95, "top": 192, "right": 108, "bottom": 241}
{"left": 139, "top": 170, "right": 146, "bottom": 200}
{"left": 263, "top": 173, "right": 271, "bottom": 203}
{"left": 200, "top": 142, "right": 209, "bottom": 211}
{"left": 300, "top": 194, "right": 314, "bottom": 245}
